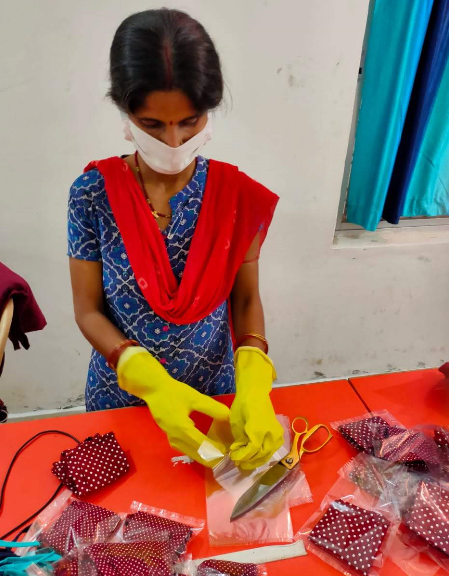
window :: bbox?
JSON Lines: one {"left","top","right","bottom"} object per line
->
{"left": 336, "top": 0, "right": 449, "bottom": 233}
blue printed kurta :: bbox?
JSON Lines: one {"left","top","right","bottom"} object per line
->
{"left": 68, "top": 156, "right": 235, "bottom": 411}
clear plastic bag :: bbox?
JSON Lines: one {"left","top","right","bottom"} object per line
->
{"left": 26, "top": 566, "right": 54, "bottom": 576}
{"left": 52, "top": 550, "right": 79, "bottom": 576}
{"left": 18, "top": 491, "right": 122, "bottom": 557}
{"left": 338, "top": 454, "right": 441, "bottom": 576}
{"left": 174, "top": 556, "right": 267, "bottom": 576}
{"left": 398, "top": 479, "right": 449, "bottom": 573}
{"left": 338, "top": 453, "right": 422, "bottom": 517}
{"left": 206, "top": 416, "right": 312, "bottom": 546}
{"left": 297, "top": 476, "right": 400, "bottom": 576}
{"left": 76, "top": 539, "right": 174, "bottom": 576}
{"left": 332, "top": 410, "right": 448, "bottom": 475}
{"left": 212, "top": 454, "right": 312, "bottom": 510}
{"left": 114, "top": 501, "right": 204, "bottom": 559}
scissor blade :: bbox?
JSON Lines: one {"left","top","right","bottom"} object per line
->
{"left": 230, "top": 462, "right": 291, "bottom": 521}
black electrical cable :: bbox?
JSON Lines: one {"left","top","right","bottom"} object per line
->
{"left": 0, "top": 430, "right": 80, "bottom": 541}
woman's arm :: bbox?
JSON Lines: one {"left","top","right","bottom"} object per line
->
{"left": 230, "top": 234, "right": 266, "bottom": 351}
{"left": 69, "top": 258, "right": 126, "bottom": 358}
{"left": 229, "top": 235, "right": 284, "bottom": 470}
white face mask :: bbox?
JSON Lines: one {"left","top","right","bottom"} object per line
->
{"left": 122, "top": 113, "right": 212, "bottom": 175}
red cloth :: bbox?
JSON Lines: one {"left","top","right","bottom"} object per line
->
{"left": 309, "top": 500, "right": 390, "bottom": 576}
{"left": 122, "top": 510, "right": 193, "bottom": 557}
{"left": 439, "top": 362, "right": 449, "bottom": 378}
{"left": 80, "top": 542, "right": 173, "bottom": 576}
{"left": 51, "top": 432, "right": 130, "bottom": 496}
{"left": 38, "top": 500, "right": 121, "bottom": 555}
{"left": 338, "top": 416, "right": 390, "bottom": 454}
{"left": 405, "top": 481, "right": 449, "bottom": 556}
{"left": 435, "top": 426, "right": 449, "bottom": 448}
{"left": 0, "top": 261, "right": 46, "bottom": 350}
{"left": 84, "top": 157, "right": 278, "bottom": 325}
{"left": 197, "top": 559, "right": 259, "bottom": 576}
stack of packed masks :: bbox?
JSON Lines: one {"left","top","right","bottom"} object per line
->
{"left": 20, "top": 493, "right": 270, "bottom": 576}
{"left": 320, "top": 410, "right": 449, "bottom": 575}
{"left": 20, "top": 492, "right": 204, "bottom": 576}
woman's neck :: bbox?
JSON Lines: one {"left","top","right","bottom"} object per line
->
{"left": 131, "top": 153, "right": 197, "bottom": 197}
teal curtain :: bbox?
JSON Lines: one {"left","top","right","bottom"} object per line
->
{"left": 346, "top": 0, "right": 434, "bottom": 231}
{"left": 402, "top": 57, "right": 449, "bottom": 217}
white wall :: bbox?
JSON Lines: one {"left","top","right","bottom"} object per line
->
{"left": 1, "top": 0, "right": 449, "bottom": 413}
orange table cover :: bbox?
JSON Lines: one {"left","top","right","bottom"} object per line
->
{"left": 0, "top": 380, "right": 366, "bottom": 575}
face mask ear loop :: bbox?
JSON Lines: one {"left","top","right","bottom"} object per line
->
{"left": 0, "top": 430, "right": 81, "bottom": 541}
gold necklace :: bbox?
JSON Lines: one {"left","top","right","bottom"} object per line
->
{"left": 134, "top": 151, "right": 172, "bottom": 220}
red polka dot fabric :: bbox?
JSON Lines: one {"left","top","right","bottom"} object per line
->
{"left": 197, "top": 559, "right": 260, "bottom": 576}
{"left": 79, "top": 541, "right": 173, "bottom": 576}
{"left": 122, "top": 511, "right": 193, "bottom": 557}
{"left": 338, "top": 417, "right": 441, "bottom": 472}
{"left": 54, "top": 555, "right": 79, "bottom": 576}
{"left": 377, "top": 428, "right": 440, "bottom": 472}
{"left": 338, "top": 417, "right": 390, "bottom": 454}
{"left": 405, "top": 481, "right": 449, "bottom": 556}
{"left": 52, "top": 432, "right": 130, "bottom": 497}
{"left": 434, "top": 426, "right": 449, "bottom": 448}
{"left": 308, "top": 500, "right": 390, "bottom": 576}
{"left": 38, "top": 500, "right": 121, "bottom": 555}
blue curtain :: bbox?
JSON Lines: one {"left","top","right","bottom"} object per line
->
{"left": 382, "top": 0, "right": 449, "bottom": 223}
{"left": 402, "top": 57, "right": 449, "bottom": 217}
{"left": 346, "top": 0, "right": 434, "bottom": 231}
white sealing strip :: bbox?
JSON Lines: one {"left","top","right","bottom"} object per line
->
{"left": 193, "top": 540, "right": 307, "bottom": 566}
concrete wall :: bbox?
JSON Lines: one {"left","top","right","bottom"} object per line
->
{"left": 1, "top": 0, "right": 448, "bottom": 413}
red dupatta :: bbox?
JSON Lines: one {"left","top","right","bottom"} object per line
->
{"left": 84, "top": 157, "right": 279, "bottom": 325}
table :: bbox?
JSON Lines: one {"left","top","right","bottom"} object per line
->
{"left": 350, "top": 369, "right": 449, "bottom": 576}
{"left": 349, "top": 369, "right": 449, "bottom": 427}
{"left": 0, "top": 380, "right": 365, "bottom": 575}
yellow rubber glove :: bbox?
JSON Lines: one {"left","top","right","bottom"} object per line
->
{"left": 230, "top": 346, "right": 285, "bottom": 470}
{"left": 117, "top": 347, "right": 230, "bottom": 467}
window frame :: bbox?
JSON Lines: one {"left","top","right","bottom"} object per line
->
{"left": 335, "top": 0, "right": 449, "bottom": 233}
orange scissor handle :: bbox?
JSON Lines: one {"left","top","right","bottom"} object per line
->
{"left": 280, "top": 416, "right": 333, "bottom": 470}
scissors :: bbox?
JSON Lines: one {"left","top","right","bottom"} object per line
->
{"left": 230, "top": 416, "right": 332, "bottom": 521}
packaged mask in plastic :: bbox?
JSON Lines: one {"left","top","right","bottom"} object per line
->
{"left": 333, "top": 410, "right": 449, "bottom": 475}
{"left": 19, "top": 491, "right": 121, "bottom": 557}
{"left": 114, "top": 501, "right": 204, "bottom": 559}
{"left": 297, "top": 476, "right": 400, "bottom": 576}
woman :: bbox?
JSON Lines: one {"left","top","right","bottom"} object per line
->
{"left": 68, "top": 8, "right": 283, "bottom": 470}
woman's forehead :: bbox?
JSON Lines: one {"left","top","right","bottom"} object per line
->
{"left": 134, "top": 90, "right": 200, "bottom": 123}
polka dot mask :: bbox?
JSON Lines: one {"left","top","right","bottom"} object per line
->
{"left": 197, "top": 559, "right": 264, "bottom": 576}
{"left": 405, "top": 480, "right": 449, "bottom": 557}
{"left": 337, "top": 415, "right": 444, "bottom": 473}
{"left": 51, "top": 432, "right": 130, "bottom": 496}
{"left": 79, "top": 541, "right": 173, "bottom": 576}
{"left": 122, "top": 510, "right": 195, "bottom": 558}
{"left": 38, "top": 500, "right": 121, "bottom": 555}
{"left": 309, "top": 500, "right": 390, "bottom": 576}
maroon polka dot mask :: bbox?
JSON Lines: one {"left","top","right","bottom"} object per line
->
{"left": 52, "top": 432, "right": 130, "bottom": 496}
{"left": 38, "top": 500, "right": 121, "bottom": 556}
{"left": 308, "top": 500, "right": 390, "bottom": 576}
{"left": 405, "top": 480, "right": 449, "bottom": 557}
{"left": 78, "top": 541, "right": 173, "bottom": 576}
{"left": 197, "top": 559, "right": 264, "bottom": 576}
{"left": 337, "top": 416, "right": 442, "bottom": 472}
{"left": 122, "top": 510, "right": 196, "bottom": 558}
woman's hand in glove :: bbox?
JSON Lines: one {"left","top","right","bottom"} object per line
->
{"left": 230, "top": 346, "right": 284, "bottom": 470}
{"left": 117, "top": 347, "right": 230, "bottom": 466}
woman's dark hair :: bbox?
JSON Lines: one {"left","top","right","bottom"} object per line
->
{"left": 108, "top": 9, "right": 223, "bottom": 114}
